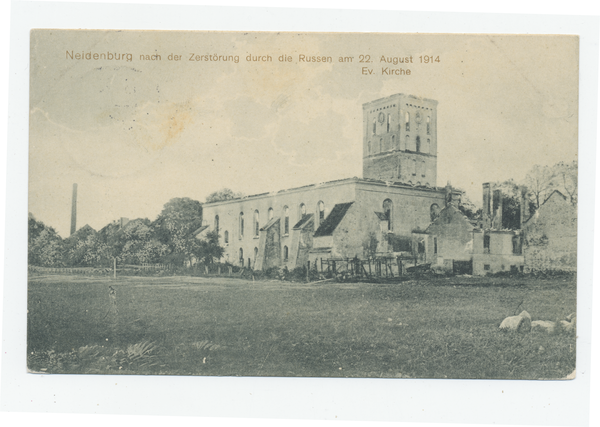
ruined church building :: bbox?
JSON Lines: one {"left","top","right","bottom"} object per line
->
{"left": 199, "top": 93, "right": 524, "bottom": 275}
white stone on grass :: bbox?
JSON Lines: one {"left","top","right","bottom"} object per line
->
{"left": 499, "top": 311, "right": 532, "bottom": 332}
{"left": 531, "top": 320, "right": 556, "bottom": 334}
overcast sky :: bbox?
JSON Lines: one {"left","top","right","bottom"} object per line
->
{"left": 29, "top": 30, "right": 578, "bottom": 237}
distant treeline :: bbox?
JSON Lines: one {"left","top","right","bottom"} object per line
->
{"left": 28, "top": 197, "right": 223, "bottom": 268}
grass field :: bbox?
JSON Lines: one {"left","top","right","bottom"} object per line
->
{"left": 27, "top": 273, "right": 576, "bottom": 379}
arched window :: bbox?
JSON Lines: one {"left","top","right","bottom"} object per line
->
{"left": 391, "top": 135, "right": 396, "bottom": 149}
{"left": 416, "top": 136, "right": 421, "bottom": 152}
{"left": 214, "top": 215, "right": 219, "bottom": 235}
{"left": 239, "top": 248, "right": 244, "bottom": 266}
{"left": 427, "top": 116, "right": 431, "bottom": 135}
{"left": 405, "top": 112, "right": 410, "bottom": 131}
{"left": 224, "top": 230, "right": 229, "bottom": 244}
{"left": 254, "top": 210, "right": 260, "bottom": 237}
{"left": 427, "top": 138, "right": 431, "bottom": 154}
{"left": 283, "top": 206, "right": 290, "bottom": 235}
{"left": 317, "top": 201, "right": 325, "bottom": 225}
{"left": 387, "top": 113, "right": 391, "bottom": 132}
{"left": 430, "top": 204, "right": 440, "bottom": 222}
{"left": 412, "top": 159, "right": 417, "bottom": 176}
{"left": 300, "top": 203, "right": 306, "bottom": 217}
{"left": 368, "top": 140, "right": 371, "bottom": 155}
{"left": 383, "top": 199, "right": 393, "bottom": 231}
{"left": 283, "top": 245, "right": 289, "bottom": 261}
{"left": 405, "top": 135, "right": 410, "bottom": 151}
{"left": 254, "top": 247, "right": 258, "bottom": 266}
{"left": 421, "top": 160, "right": 426, "bottom": 177}
{"left": 372, "top": 118, "right": 376, "bottom": 135}
{"left": 239, "top": 212, "right": 244, "bottom": 238}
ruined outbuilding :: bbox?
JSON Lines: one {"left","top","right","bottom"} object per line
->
{"left": 522, "top": 190, "right": 577, "bottom": 272}
{"left": 422, "top": 183, "right": 525, "bottom": 275}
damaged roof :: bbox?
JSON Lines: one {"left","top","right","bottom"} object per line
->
{"left": 260, "top": 217, "right": 280, "bottom": 231}
{"left": 293, "top": 213, "right": 314, "bottom": 230}
{"left": 314, "top": 202, "right": 354, "bottom": 237}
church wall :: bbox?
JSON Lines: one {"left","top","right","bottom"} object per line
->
{"left": 201, "top": 179, "right": 357, "bottom": 268}
{"left": 354, "top": 182, "right": 446, "bottom": 240}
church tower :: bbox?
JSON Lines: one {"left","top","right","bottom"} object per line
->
{"left": 362, "top": 94, "right": 438, "bottom": 187}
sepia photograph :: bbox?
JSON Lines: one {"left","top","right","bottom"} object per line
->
{"left": 27, "top": 29, "right": 579, "bottom": 381}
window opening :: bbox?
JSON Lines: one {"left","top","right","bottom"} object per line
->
{"left": 383, "top": 199, "right": 393, "bottom": 231}
{"left": 254, "top": 210, "right": 260, "bottom": 237}
{"left": 284, "top": 206, "right": 290, "bottom": 235}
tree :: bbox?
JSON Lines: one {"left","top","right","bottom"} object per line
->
{"left": 552, "top": 160, "right": 577, "bottom": 206}
{"left": 205, "top": 188, "right": 245, "bottom": 204}
{"left": 28, "top": 216, "right": 64, "bottom": 266}
{"left": 456, "top": 192, "right": 481, "bottom": 221}
{"left": 62, "top": 225, "right": 99, "bottom": 266}
{"left": 154, "top": 198, "right": 203, "bottom": 239}
{"left": 524, "top": 164, "right": 556, "bottom": 209}
{"left": 153, "top": 198, "right": 204, "bottom": 265}
{"left": 193, "top": 230, "right": 225, "bottom": 264}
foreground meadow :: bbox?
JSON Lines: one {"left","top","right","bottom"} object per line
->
{"left": 27, "top": 273, "right": 576, "bottom": 379}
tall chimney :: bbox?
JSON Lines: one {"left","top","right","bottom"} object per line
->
{"left": 482, "top": 183, "right": 491, "bottom": 217}
{"left": 519, "top": 186, "right": 526, "bottom": 229}
{"left": 70, "top": 183, "right": 77, "bottom": 236}
{"left": 493, "top": 189, "right": 503, "bottom": 229}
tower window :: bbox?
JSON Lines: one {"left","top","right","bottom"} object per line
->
{"left": 434, "top": 237, "right": 438, "bottom": 254}
{"left": 239, "top": 212, "right": 244, "bottom": 238}
{"left": 427, "top": 116, "right": 431, "bottom": 135}
{"left": 412, "top": 159, "right": 417, "bottom": 176}
{"left": 268, "top": 207, "right": 274, "bottom": 220}
{"left": 422, "top": 160, "right": 426, "bottom": 177}
{"left": 405, "top": 112, "right": 410, "bottom": 131}
{"left": 391, "top": 135, "right": 396, "bottom": 149}
{"left": 254, "top": 247, "right": 258, "bottom": 265}
{"left": 427, "top": 138, "right": 431, "bottom": 154}
{"left": 380, "top": 138, "right": 383, "bottom": 152}
{"left": 405, "top": 135, "right": 409, "bottom": 151}
{"left": 416, "top": 136, "right": 421, "bottom": 153}
{"left": 214, "top": 215, "right": 219, "bottom": 236}
{"left": 387, "top": 113, "right": 391, "bottom": 132}
{"left": 372, "top": 118, "right": 376, "bottom": 135}
{"left": 239, "top": 248, "right": 244, "bottom": 266}
{"left": 224, "top": 230, "right": 229, "bottom": 244}
{"left": 283, "top": 245, "right": 289, "bottom": 261}
{"left": 368, "top": 140, "right": 371, "bottom": 155}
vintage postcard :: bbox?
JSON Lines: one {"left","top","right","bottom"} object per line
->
{"left": 27, "top": 29, "right": 578, "bottom": 380}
